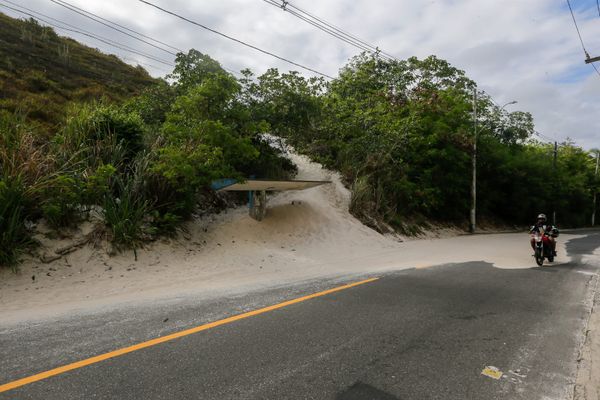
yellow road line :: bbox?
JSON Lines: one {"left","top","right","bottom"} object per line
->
{"left": 0, "top": 277, "right": 379, "bottom": 393}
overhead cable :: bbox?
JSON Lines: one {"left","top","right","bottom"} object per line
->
{"left": 0, "top": 2, "right": 174, "bottom": 66}
{"left": 49, "top": 0, "right": 178, "bottom": 56}
{"left": 137, "top": 0, "right": 335, "bottom": 79}
{"left": 48, "top": 0, "right": 182, "bottom": 53}
{"left": 262, "top": 0, "right": 397, "bottom": 62}
{"left": 565, "top": 0, "right": 600, "bottom": 78}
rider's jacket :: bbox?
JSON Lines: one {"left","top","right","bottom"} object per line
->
{"left": 530, "top": 222, "right": 559, "bottom": 237}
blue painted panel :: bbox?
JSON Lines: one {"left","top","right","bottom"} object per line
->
{"left": 211, "top": 178, "right": 237, "bottom": 191}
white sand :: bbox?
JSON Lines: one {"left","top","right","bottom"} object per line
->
{"left": 0, "top": 153, "right": 583, "bottom": 323}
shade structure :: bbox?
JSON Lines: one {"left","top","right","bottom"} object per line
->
{"left": 213, "top": 179, "right": 330, "bottom": 192}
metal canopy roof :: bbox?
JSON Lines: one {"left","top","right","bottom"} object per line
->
{"left": 213, "top": 179, "right": 330, "bottom": 192}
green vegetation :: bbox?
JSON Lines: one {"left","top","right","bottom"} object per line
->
{"left": 0, "top": 21, "right": 295, "bottom": 266}
{"left": 245, "top": 54, "right": 599, "bottom": 232}
{"left": 0, "top": 13, "right": 156, "bottom": 132}
{"left": 0, "top": 11, "right": 597, "bottom": 270}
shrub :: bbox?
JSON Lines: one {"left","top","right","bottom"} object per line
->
{"left": 150, "top": 211, "right": 182, "bottom": 236}
{"left": 0, "top": 179, "right": 33, "bottom": 269}
{"left": 40, "top": 174, "right": 82, "bottom": 228}
{"left": 82, "top": 163, "right": 116, "bottom": 205}
{"left": 150, "top": 143, "right": 227, "bottom": 218}
{"left": 58, "top": 103, "right": 145, "bottom": 165}
{"left": 350, "top": 175, "right": 373, "bottom": 218}
{"left": 0, "top": 110, "right": 52, "bottom": 187}
{"left": 101, "top": 174, "right": 151, "bottom": 252}
{"left": 89, "top": 105, "right": 145, "bottom": 158}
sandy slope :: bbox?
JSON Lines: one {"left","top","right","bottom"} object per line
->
{"left": 0, "top": 153, "right": 582, "bottom": 323}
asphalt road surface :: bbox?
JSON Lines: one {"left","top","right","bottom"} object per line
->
{"left": 1, "top": 231, "right": 599, "bottom": 399}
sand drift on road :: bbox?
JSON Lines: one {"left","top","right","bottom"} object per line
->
{"left": 0, "top": 152, "right": 583, "bottom": 322}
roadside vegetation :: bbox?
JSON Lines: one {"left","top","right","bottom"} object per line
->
{"left": 1, "top": 13, "right": 598, "bottom": 269}
{"left": 251, "top": 54, "right": 599, "bottom": 233}
{"left": 0, "top": 14, "right": 156, "bottom": 133}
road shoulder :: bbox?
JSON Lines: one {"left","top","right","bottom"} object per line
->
{"left": 575, "top": 273, "right": 600, "bottom": 400}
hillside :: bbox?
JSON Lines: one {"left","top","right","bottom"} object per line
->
{"left": 0, "top": 12, "right": 158, "bottom": 130}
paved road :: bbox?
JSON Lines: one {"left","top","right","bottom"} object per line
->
{"left": 1, "top": 232, "right": 599, "bottom": 399}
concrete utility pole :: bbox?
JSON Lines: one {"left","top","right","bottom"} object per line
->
{"left": 470, "top": 89, "right": 477, "bottom": 233}
{"left": 593, "top": 151, "right": 599, "bottom": 226}
{"left": 553, "top": 141, "right": 558, "bottom": 226}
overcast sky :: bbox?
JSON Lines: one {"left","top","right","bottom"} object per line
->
{"left": 2, "top": 0, "right": 599, "bottom": 149}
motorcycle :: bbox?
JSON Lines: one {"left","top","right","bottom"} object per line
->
{"left": 531, "top": 227, "right": 554, "bottom": 266}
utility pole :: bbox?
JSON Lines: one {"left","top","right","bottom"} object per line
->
{"left": 593, "top": 151, "right": 599, "bottom": 226}
{"left": 470, "top": 89, "right": 477, "bottom": 233}
{"left": 552, "top": 141, "right": 558, "bottom": 226}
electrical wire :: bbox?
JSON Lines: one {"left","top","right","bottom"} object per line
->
{"left": 534, "top": 130, "right": 555, "bottom": 144}
{"left": 262, "top": 0, "right": 390, "bottom": 60}
{"left": 48, "top": 0, "right": 182, "bottom": 53}
{"left": 287, "top": 1, "right": 395, "bottom": 58}
{"left": 262, "top": 0, "right": 397, "bottom": 62}
{"left": 49, "top": 0, "right": 177, "bottom": 56}
{"left": 566, "top": 0, "right": 590, "bottom": 58}
{"left": 3, "top": 1, "right": 242, "bottom": 77}
{"left": 287, "top": 2, "right": 399, "bottom": 62}
{"left": 47, "top": 0, "right": 241, "bottom": 76}
{"left": 479, "top": 89, "right": 561, "bottom": 145}
{"left": 0, "top": 8, "right": 125, "bottom": 81}
{"left": 266, "top": 1, "right": 375, "bottom": 56}
{"left": 0, "top": 2, "right": 175, "bottom": 66}
{"left": 565, "top": 0, "right": 600, "bottom": 77}
{"left": 119, "top": 56, "right": 173, "bottom": 74}
{"left": 137, "top": 0, "right": 335, "bottom": 79}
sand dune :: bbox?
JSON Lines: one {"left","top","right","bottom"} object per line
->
{"left": 0, "top": 152, "right": 581, "bottom": 323}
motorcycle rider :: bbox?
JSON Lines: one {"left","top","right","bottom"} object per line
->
{"left": 529, "top": 213, "right": 559, "bottom": 256}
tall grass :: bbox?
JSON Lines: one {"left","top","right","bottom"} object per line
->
{"left": 101, "top": 158, "right": 153, "bottom": 253}
{"left": 0, "top": 112, "right": 44, "bottom": 268}
{"left": 0, "top": 179, "right": 33, "bottom": 269}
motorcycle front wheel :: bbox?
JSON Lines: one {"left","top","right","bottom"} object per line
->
{"left": 535, "top": 248, "right": 544, "bottom": 266}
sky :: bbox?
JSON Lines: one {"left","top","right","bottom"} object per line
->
{"left": 2, "top": 0, "right": 599, "bottom": 149}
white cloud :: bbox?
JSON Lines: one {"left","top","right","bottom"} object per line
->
{"left": 4, "top": 0, "right": 599, "bottom": 148}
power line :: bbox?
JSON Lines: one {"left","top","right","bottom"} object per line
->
{"left": 46, "top": 0, "right": 242, "bottom": 76}
{"left": 49, "top": 0, "right": 178, "bottom": 57}
{"left": 566, "top": 0, "right": 590, "bottom": 58}
{"left": 262, "top": 0, "right": 393, "bottom": 61}
{"left": 119, "top": 56, "right": 172, "bottom": 74}
{"left": 0, "top": 2, "right": 175, "bottom": 67}
{"left": 262, "top": 0, "right": 398, "bottom": 62}
{"left": 565, "top": 0, "right": 600, "bottom": 78}
{"left": 533, "top": 130, "right": 555, "bottom": 144}
{"left": 287, "top": 1, "right": 397, "bottom": 60}
{"left": 0, "top": 7, "right": 140, "bottom": 81}
{"left": 3, "top": 1, "right": 242, "bottom": 77}
{"left": 137, "top": 0, "right": 335, "bottom": 79}
{"left": 478, "top": 89, "right": 563, "bottom": 145}
{"left": 263, "top": 0, "right": 376, "bottom": 57}
{"left": 1, "top": 1, "right": 173, "bottom": 66}
{"left": 48, "top": 0, "right": 183, "bottom": 54}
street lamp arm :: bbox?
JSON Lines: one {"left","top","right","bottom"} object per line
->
{"left": 500, "top": 100, "right": 518, "bottom": 110}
